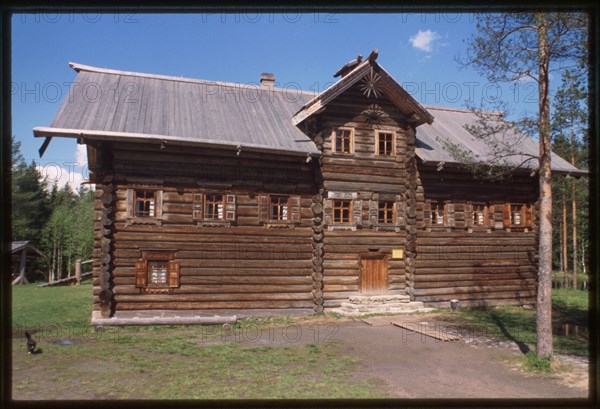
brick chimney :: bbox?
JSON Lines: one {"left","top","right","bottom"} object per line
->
{"left": 260, "top": 73, "right": 275, "bottom": 88}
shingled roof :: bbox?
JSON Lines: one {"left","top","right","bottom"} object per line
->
{"left": 33, "top": 61, "right": 584, "bottom": 176}
{"left": 34, "top": 62, "right": 319, "bottom": 157}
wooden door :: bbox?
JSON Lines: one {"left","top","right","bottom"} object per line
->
{"left": 359, "top": 255, "right": 388, "bottom": 295}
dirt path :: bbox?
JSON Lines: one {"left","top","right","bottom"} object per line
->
{"left": 332, "top": 319, "right": 588, "bottom": 399}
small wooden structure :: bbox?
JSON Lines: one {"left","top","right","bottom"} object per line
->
{"left": 33, "top": 51, "right": 585, "bottom": 323}
{"left": 11, "top": 241, "right": 45, "bottom": 285}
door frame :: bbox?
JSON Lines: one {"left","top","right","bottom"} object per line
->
{"left": 358, "top": 252, "right": 388, "bottom": 294}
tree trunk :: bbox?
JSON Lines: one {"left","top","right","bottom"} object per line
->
{"left": 581, "top": 240, "right": 586, "bottom": 275}
{"left": 562, "top": 193, "right": 568, "bottom": 285}
{"left": 570, "top": 125, "right": 578, "bottom": 289}
{"left": 536, "top": 13, "right": 553, "bottom": 359}
{"left": 571, "top": 181, "right": 578, "bottom": 289}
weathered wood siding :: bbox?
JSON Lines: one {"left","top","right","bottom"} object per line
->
{"left": 313, "top": 83, "right": 415, "bottom": 308}
{"left": 414, "top": 166, "right": 539, "bottom": 307}
{"left": 92, "top": 142, "right": 316, "bottom": 316}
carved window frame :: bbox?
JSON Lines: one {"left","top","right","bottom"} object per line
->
{"left": 126, "top": 186, "right": 163, "bottom": 226}
{"left": 135, "top": 249, "right": 179, "bottom": 294}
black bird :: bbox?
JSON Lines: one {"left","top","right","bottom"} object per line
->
{"left": 333, "top": 54, "right": 363, "bottom": 78}
{"left": 25, "top": 331, "right": 37, "bottom": 354}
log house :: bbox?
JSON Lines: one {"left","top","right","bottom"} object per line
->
{"left": 34, "top": 51, "right": 585, "bottom": 323}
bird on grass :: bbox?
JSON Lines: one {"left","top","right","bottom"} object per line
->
{"left": 25, "top": 331, "right": 37, "bottom": 354}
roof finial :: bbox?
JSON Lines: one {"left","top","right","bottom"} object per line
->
{"left": 367, "top": 49, "right": 379, "bottom": 62}
{"left": 333, "top": 54, "right": 363, "bottom": 78}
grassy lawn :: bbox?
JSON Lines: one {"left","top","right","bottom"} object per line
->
{"left": 11, "top": 282, "right": 384, "bottom": 399}
{"left": 436, "top": 288, "right": 589, "bottom": 357}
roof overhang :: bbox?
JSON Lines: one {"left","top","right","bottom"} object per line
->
{"left": 33, "top": 127, "right": 321, "bottom": 159}
{"left": 418, "top": 158, "right": 589, "bottom": 178}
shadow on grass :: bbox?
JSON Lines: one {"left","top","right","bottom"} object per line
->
{"left": 489, "top": 312, "right": 531, "bottom": 355}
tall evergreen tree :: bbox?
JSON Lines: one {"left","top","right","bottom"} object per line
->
{"left": 458, "top": 12, "right": 587, "bottom": 359}
{"left": 11, "top": 140, "right": 50, "bottom": 245}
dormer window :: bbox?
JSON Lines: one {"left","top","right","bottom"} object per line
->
{"left": 333, "top": 128, "right": 353, "bottom": 154}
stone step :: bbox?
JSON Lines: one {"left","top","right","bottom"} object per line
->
{"left": 340, "top": 301, "right": 425, "bottom": 311}
{"left": 348, "top": 294, "right": 411, "bottom": 304}
{"left": 328, "top": 306, "right": 434, "bottom": 317}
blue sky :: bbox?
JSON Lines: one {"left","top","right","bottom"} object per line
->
{"left": 12, "top": 12, "right": 543, "bottom": 189}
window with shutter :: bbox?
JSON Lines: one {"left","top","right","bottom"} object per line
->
{"left": 167, "top": 261, "right": 180, "bottom": 288}
{"left": 352, "top": 199, "right": 362, "bottom": 226}
{"left": 135, "top": 260, "right": 148, "bottom": 288}
{"left": 465, "top": 203, "right": 473, "bottom": 227}
{"left": 323, "top": 199, "right": 333, "bottom": 225}
{"left": 423, "top": 201, "right": 431, "bottom": 226}
{"left": 136, "top": 250, "right": 178, "bottom": 293}
{"left": 225, "top": 194, "right": 236, "bottom": 221}
{"left": 192, "top": 193, "right": 203, "bottom": 221}
{"left": 395, "top": 196, "right": 404, "bottom": 228}
{"left": 368, "top": 198, "right": 378, "bottom": 226}
{"left": 258, "top": 194, "right": 269, "bottom": 223}
{"left": 503, "top": 203, "right": 512, "bottom": 228}
{"left": 127, "top": 187, "right": 163, "bottom": 225}
{"left": 446, "top": 203, "right": 455, "bottom": 227}
{"left": 290, "top": 195, "right": 301, "bottom": 222}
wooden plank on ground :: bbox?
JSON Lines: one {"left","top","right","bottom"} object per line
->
{"left": 360, "top": 317, "right": 392, "bottom": 327}
{"left": 389, "top": 319, "right": 461, "bottom": 341}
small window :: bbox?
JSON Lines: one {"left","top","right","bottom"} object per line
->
{"left": 378, "top": 201, "right": 395, "bottom": 224}
{"left": 270, "top": 195, "right": 290, "bottom": 221}
{"left": 431, "top": 201, "right": 445, "bottom": 225}
{"left": 332, "top": 200, "right": 352, "bottom": 224}
{"left": 503, "top": 203, "right": 532, "bottom": 228}
{"left": 148, "top": 260, "right": 168, "bottom": 286}
{"left": 135, "top": 250, "right": 179, "bottom": 293}
{"left": 472, "top": 203, "right": 488, "bottom": 226}
{"left": 333, "top": 128, "right": 353, "bottom": 154}
{"left": 511, "top": 204, "right": 522, "bottom": 225}
{"left": 135, "top": 190, "right": 157, "bottom": 217}
{"left": 204, "top": 193, "right": 224, "bottom": 220}
{"left": 376, "top": 131, "right": 394, "bottom": 156}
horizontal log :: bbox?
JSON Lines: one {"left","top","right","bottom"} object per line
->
{"left": 414, "top": 266, "right": 537, "bottom": 275}
{"left": 107, "top": 284, "right": 311, "bottom": 296}
{"left": 414, "top": 272, "right": 536, "bottom": 282}
{"left": 111, "top": 267, "right": 313, "bottom": 277}
{"left": 416, "top": 292, "right": 535, "bottom": 303}
{"left": 110, "top": 292, "right": 312, "bottom": 303}
{"left": 115, "top": 300, "right": 315, "bottom": 310}
{"left": 92, "top": 315, "right": 238, "bottom": 326}
{"left": 415, "top": 260, "right": 535, "bottom": 268}
{"left": 414, "top": 278, "right": 536, "bottom": 289}
{"left": 413, "top": 284, "right": 535, "bottom": 297}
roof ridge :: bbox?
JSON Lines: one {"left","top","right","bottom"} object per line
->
{"left": 423, "top": 104, "right": 504, "bottom": 116}
{"left": 68, "top": 62, "right": 317, "bottom": 97}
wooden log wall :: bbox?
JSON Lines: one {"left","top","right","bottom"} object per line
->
{"left": 90, "top": 142, "right": 317, "bottom": 315}
{"left": 414, "top": 166, "right": 539, "bottom": 307}
{"left": 315, "top": 83, "right": 414, "bottom": 308}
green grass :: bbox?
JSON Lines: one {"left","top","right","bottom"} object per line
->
{"left": 11, "top": 283, "right": 384, "bottom": 399}
{"left": 438, "top": 288, "right": 589, "bottom": 358}
{"left": 12, "top": 281, "right": 93, "bottom": 329}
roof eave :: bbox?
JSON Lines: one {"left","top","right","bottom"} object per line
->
{"left": 33, "top": 127, "right": 321, "bottom": 158}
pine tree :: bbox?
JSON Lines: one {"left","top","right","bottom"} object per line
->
{"left": 457, "top": 12, "right": 587, "bottom": 359}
